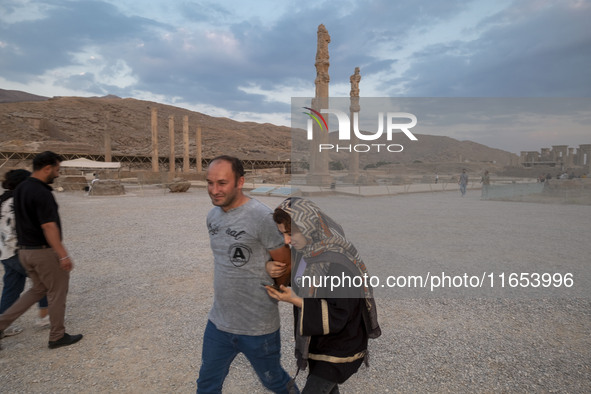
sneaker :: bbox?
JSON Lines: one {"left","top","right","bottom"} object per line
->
{"left": 35, "top": 315, "right": 50, "bottom": 328}
{"left": 2, "top": 325, "right": 23, "bottom": 337}
{"left": 48, "top": 333, "right": 83, "bottom": 349}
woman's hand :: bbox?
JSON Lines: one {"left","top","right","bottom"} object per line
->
{"left": 265, "top": 260, "right": 288, "bottom": 278}
{"left": 265, "top": 285, "right": 303, "bottom": 308}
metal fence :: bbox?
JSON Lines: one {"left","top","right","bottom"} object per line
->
{"left": 485, "top": 181, "right": 591, "bottom": 205}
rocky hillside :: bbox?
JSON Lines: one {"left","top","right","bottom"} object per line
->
{"left": 0, "top": 91, "right": 291, "bottom": 161}
{"left": 0, "top": 89, "right": 49, "bottom": 103}
{"left": 0, "top": 89, "right": 517, "bottom": 166}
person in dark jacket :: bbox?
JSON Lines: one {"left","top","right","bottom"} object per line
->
{"left": 265, "top": 197, "right": 381, "bottom": 393}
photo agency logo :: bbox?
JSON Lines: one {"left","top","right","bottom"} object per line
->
{"left": 303, "top": 106, "right": 418, "bottom": 153}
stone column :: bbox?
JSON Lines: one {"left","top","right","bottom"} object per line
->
{"left": 183, "top": 115, "right": 190, "bottom": 173}
{"left": 347, "top": 67, "right": 361, "bottom": 183}
{"left": 196, "top": 126, "right": 203, "bottom": 173}
{"left": 578, "top": 144, "right": 591, "bottom": 173}
{"left": 104, "top": 112, "right": 112, "bottom": 162}
{"left": 169, "top": 115, "right": 175, "bottom": 174}
{"left": 307, "top": 24, "right": 332, "bottom": 186}
{"left": 104, "top": 132, "right": 112, "bottom": 162}
{"left": 151, "top": 107, "right": 159, "bottom": 172}
{"left": 567, "top": 147, "right": 575, "bottom": 167}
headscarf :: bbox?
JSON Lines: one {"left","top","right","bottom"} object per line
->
{"left": 277, "top": 197, "right": 381, "bottom": 339}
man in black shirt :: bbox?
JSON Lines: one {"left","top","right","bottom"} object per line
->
{"left": 0, "top": 151, "right": 82, "bottom": 350}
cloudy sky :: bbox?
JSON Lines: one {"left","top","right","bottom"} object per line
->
{"left": 1, "top": 0, "right": 589, "bottom": 154}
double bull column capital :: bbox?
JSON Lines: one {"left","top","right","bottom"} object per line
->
{"left": 307, "top": 24, "right": 333, "bottom": 186}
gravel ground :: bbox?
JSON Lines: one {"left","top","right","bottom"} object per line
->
{"left": 1, "top": 186, "right": 589, "bottom": 393}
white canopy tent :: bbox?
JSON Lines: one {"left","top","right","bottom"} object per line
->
{"left": 60, "top": 158, "right": 121, "bottom": 170}
{"left": 60, "top": 158, "right": 121, "bottom": 182}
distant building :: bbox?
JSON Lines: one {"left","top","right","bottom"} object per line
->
{"left": 520, "top": 144, "right": 591, "bottom": 171}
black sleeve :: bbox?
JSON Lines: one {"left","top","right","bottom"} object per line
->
{"left": 300, "top": 297, "right": 358, "bottom": 337}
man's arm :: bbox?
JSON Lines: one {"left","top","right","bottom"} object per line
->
{"left": 268, "top": 244, "right": 291, "bottom": 287}
{"left": 41, "top": 222, "right": 73, "bottom": 271}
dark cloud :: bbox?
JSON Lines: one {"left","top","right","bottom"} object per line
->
{"left": 1, "top": 0, "right": 589, "bottom": 131}
{"left": 397, "top": 2, "right": 591, "bottom": 97}
{"left": 0, "top": 0, "right": 163, "bottom": 80}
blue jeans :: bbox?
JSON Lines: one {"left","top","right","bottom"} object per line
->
{"left": 1, "top": 255, "right": 48, "bottom": 314}
{"left": 197, "top": 320, "right": 297, "bottom": 394}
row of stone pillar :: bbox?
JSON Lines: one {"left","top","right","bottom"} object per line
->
{"left": 103, "top": 107, "right": 203, "bottom": 173}
{"left": 148, "top": 107, "right": 202, "bottom": 173}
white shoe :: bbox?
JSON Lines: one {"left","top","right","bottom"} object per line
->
{"left": 3, "top": 325, "right": 23, "bottom": 337}
{"left": 35, "top": 315, "right": 50, "bottom": 328}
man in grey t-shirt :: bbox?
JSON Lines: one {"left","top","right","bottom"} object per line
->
{"left": 196, "top": 156, "right": 296, "bottom": 394}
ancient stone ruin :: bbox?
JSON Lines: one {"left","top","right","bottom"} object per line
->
{"left": 167, "top": 178, "right": 191, "bottom": 193}
{"left": 520, "top": 144, "right": 591, "bottom": 173}
{"left": 89, "top": 180, "right": 125, "bottom": 196}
